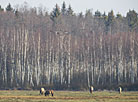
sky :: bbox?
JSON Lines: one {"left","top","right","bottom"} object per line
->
{"left": 0, "top": 0, "right": 138, "bottom": 16}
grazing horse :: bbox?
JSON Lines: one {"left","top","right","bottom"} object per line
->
{"left": 45, "top": 90, "right": 51, "bottom": 96}
{"left": 40, "top": 88, "right": 45, "bottom": 95}
{"left": 118, "top": 87, "right": 122, "bottom": 94}
{"left": 45, "top": 90, "right": 54, "bottom": 96}
{"left": 50, "top": 90, "right": 54, "bottom": 96}
{"left": 89, "top": 86, "right": 94, "bottom": 94}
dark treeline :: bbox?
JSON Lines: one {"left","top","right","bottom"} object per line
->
{"left": 0, "top": 2, "right": 138, "bottom": 90}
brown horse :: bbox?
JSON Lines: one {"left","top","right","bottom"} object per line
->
{"left": 45, "top": 90, "right": 54, "bottom": 96}
{"left": 50, "top": 90, "right": 54, "bottom": 96}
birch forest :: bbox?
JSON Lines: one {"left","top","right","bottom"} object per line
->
{"left": 0, "top": 3, "right": 138, "bottom": 90}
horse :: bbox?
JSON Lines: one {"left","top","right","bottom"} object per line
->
{"left": 45, "top": 90, "right": 54, "bottom": 96}
{"left": 40, "top": 88, "right": 45, "bottom": 95}
{"left": 118, "top": 87, "right": 122, "bottom": 94}
{"left": 89, "top": 86, "right": 94, "bottom": 94}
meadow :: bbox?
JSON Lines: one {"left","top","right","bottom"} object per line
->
{"left": 0, "top": 90, "right": 138, "bottom": 102}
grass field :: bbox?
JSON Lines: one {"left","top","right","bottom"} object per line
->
{"left": 0, "top": 90, "right": 138, "bottom": 102}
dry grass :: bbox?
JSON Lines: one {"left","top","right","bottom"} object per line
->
{"left": 0, "top": 90, "right": 138, "bottom": 102}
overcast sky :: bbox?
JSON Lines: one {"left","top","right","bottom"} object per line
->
{"left": 0, "top": 0, "right": 138, "bottom": 15}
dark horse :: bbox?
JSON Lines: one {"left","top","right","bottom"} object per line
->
{"left": 45, "top": 90, "right": 54, "bottom": 96}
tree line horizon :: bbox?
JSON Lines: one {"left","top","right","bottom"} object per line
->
{"left": 0, "top": 2, "right": 137, "bottom": 18}
{"left": 0, "top": 2, "right": 138, "bottom": 90}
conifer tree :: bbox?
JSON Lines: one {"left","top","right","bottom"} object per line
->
{"left": 105, "top": 10, "right": 115, "bottom": 33}
{"left": 15, "top": 9, "right": 19, "bottom": 17}
{"left": 102, "top": 12, "right": 108, "bottom": 22}
{"left": 94, "top": 10, "right": 101, "bottom": 18}
{"left": 67, "top": 5, "right": 73, "bottom": 16}
{"left": 61, "top": 1, "right": 66, "bottom": 15}
{"left": 0, "top": 5, "right": 4, "bottom": 11}
{"left": 6, "top": 3, "right": 13, "bottom": 12}
{"left": 126, "top": 10, "right": 138, "bottom": 30}
{"left": 107, "top": 10, "right": 115, "bottom": 26}
{"left": 85, "top": 9, "right": 92, "bottom": 17}
{"left": 79, "top": 12, "right": 83, "bottom": 18}
{"left": 50, "top": 4, "right": 61, "bottom": 21}
{"left": 116, "top": 13, "right": 122, "bottom": 19}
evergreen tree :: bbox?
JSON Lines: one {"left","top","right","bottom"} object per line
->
{"left": 102, "top": 12, "right": 108, "bottom": 21}
{"left": 107, "top": 10, "right": 115, "bottom": 26}
{"left": 6, "top": 3, "right": 13, "bottom": 12}
{"left": 79, "top": 12, "right": 83, "bottom": 18}
{"left": 104, "top": 10, "right": 115, "bottom": 33}
{"left": 67, "top": 5, "right": 73, "bottom": 16}
{"left": 15, "top": 9, "right": 19, "bottom": 17}
{"left": 61, "top": 1, "right": 66, "bottom": 15}
{"left": 50, "top": 4, "right": 61, "bottom": 21}
{"left": 94, "top": 10, "right": 101, "bottom": 18}
{"left": 116, "top": 13, "right": 122, "bottom": 19}
{"left": 0, "top": 5, "right": 4, "bottom": 12}
{"left": 85, "top": 9, "right": 92, "bottom": 17}
{"left": 126, "top": 10, "right": 138, "bottom": 30}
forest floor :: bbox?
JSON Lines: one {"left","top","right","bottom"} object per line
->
{"left": 0, "top": 90, "right": 138, "bottom": 102}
